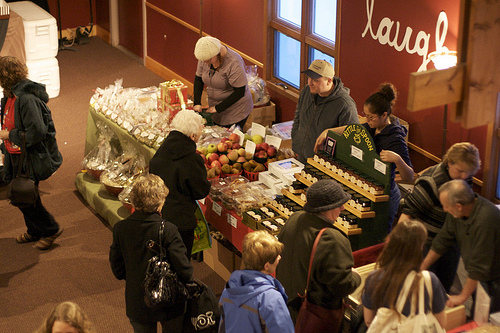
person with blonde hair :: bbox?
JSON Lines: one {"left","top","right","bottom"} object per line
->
{"left": 362, "top": 220, "right": 448, "bottom": 330}
{"left": 35, "top": 301, "right": 95, "bottom": 333}
{"left": 109, "top": 173, "right": 193, "bottom": 333}
{"left": 399, "top": 142, "right": 481, "bottom": 292}
{"left": 219, "top": 230, "right": 294, "bottom": 332}
{"left": 149, "top": 109, "right": 211, "bottom": 256}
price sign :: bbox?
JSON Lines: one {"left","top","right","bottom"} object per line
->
{"left": 227, "top": 214, "right": 237, "bottom": 228}
{"left": 374, "top": 159, "right": 387, "bottom": 175}
{"left": 212, "top": 201, "right": 222, "bottom": 216}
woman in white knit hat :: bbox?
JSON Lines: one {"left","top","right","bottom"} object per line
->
{"left": 192, "top": 36, "right": 253, "bottom": 129}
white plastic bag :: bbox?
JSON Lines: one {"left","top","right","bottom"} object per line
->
{"left": 366, "top": 271, "right": 445, "bottom": 333}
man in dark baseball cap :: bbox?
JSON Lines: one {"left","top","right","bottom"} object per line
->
{"left": 292, "top": 59, "right": 359, "bottom": 163}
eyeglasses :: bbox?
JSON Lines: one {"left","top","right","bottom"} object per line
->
{"left": 362, "top": 112, "right": 379, "bottom": 121}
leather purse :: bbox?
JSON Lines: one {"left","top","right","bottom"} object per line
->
{"left": 143, "top": 220, "right": 188, "bottom": 310}
{"left": 8, "top": 130, "right": 39, "bottom": 208}
{"left": 295, "top": 228, "right": 345, "bottom": 333}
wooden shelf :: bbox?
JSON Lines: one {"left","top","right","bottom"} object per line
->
{"left": 307, "top": 158, "right": 389, "bottom": 202}
{"left": 294, "top": 173, "right": 375, "bottom": 219}
{"left": 344, "top": 204, "right": 376, "bottom": 219}
{"left": 281, "top": 188, "right": 362, "bottom": 236}
{"left": 281, "top": 188, "right": 305, "bottom": 206}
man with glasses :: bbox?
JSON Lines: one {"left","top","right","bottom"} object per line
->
{"left": 291, "top": 59, "right": 358, "bottom": 164}
{"left": 399, "top": 142, "right": 481, "bottom": 292}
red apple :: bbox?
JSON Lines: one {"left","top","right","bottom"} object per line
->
{"left": 217, "top": 142, "right": 228, "bottom": 153}
{"left": 229, "top": 133, "right": 240, "bottom": 143}
{"left": 207, "top": 153, "right": 219, "bottom": 164}
{"left": 261, "top": 142, "right": 269, "bottom": 151}
{"left": 267, "top": 146, "right": 277, "bottom": 157}
{"left": 257, "top": 150, "right": 268, "bottom": 159}
{"left": 232, "top": 142, "right": 241, "bottom": 150}
{"left": 225, "top": 141, "right": 233, "bottom": 149}
{"left": 219, "top": 155, "right": 230, "bottom": 165}
{"left": 211, "top": 160, "right": 222, "bottom": 170}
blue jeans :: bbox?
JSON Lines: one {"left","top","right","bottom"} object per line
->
{"left": 388, "top": 181, "right": 401, "bottom": 232}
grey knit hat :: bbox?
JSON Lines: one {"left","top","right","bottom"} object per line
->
{"left": 303, "top": 179, "right": 351, "bottom": 213}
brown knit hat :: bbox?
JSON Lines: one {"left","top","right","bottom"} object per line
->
{"left": 303, "top": 179, "right": 351, "bottom": 213}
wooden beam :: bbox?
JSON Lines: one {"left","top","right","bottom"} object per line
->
{"left": 407, "top": 63, "right": 465, "bottom": 111}
{"left": 455, "top": 0, "right": 500, "bottom": 129}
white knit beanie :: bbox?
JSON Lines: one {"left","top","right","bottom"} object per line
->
{"left": 194, "top": 36, "right": 222, "bottom": 61}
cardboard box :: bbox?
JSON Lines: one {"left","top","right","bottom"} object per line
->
{"left": 203, "top": 238, "right": 234, "bottom": 281}
{"left": 243, "top": 101, "right": 276, "bottom": 132}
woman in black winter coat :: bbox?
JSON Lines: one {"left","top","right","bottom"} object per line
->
{"left": 0, "top": 56, "right": 63, "bottom": 250}
{"left": 109, "top": 174, "right": 194, "bottom": 333}
{"left": 149, "top": 109, "right": 211, "bottom": 256}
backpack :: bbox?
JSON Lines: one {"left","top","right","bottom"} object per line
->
{"left": 366, "top": 270, "right": 446, "bottom": 333}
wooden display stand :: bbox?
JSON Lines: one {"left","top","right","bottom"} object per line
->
{"left": 283, "top": 124, "right": 392, "bottom": 251}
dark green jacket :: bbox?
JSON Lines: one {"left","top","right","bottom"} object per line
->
{"left": 276, "top": 211, "right": 361, "bottom": 321}
{"left": 1, "top": 79, "right": 62, "bottom": 181}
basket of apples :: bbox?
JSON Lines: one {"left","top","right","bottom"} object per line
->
{"left": 197, "top": 132, "right": 246, "bottom": 179}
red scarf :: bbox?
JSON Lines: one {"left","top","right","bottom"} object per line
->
{"left": 2, "top": 97, "right": 21, "bottom": 154}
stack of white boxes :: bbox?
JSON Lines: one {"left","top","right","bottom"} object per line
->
{"left": 8, "top": 1, "right": 59, "bottom": 98}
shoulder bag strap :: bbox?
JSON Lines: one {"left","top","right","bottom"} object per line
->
{"left": 422, "top": 270, "right": 433, "bottom": 312}
{"left": 395, "top": 270, "right": 417, "bottom": 314}
{"left": 304, "top": 228, "right": 328, "bottom": 295}
{"left": 159, "top": 220, "right": 166, "bottom": 259}
{"left": 15, "top": 104, "right": 30, "bottom": 178}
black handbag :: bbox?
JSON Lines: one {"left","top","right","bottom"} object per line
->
{"left": 183, "top": 278, "right": 220, "bottom": 332}
{"left": 8, "top": 131, "right": 39, "bottom": 208}
{"left": 143, "top": 220, "right": 188, "bottom": 310}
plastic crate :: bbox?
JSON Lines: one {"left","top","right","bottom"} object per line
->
{"left": 26, "top": 57, "right": 60, "bottom": 98}
{"left": 8, "top": 1, "right": 58, "bottom": 61}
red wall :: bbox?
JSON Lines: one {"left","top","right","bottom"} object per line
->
{"left": 272, "top": 0, "right": 487, "bottom": 176}
{"left": 47, "top": 0, "right": 95, "bottom": 30}
{"left": 339, "top": 0, "right": 486, "bottom": 176}
{"left": 146, "top": 0, "right": 264, "bottom": 84}
{"left": 53, "top": 0, "right": 488, "bottom": 177}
